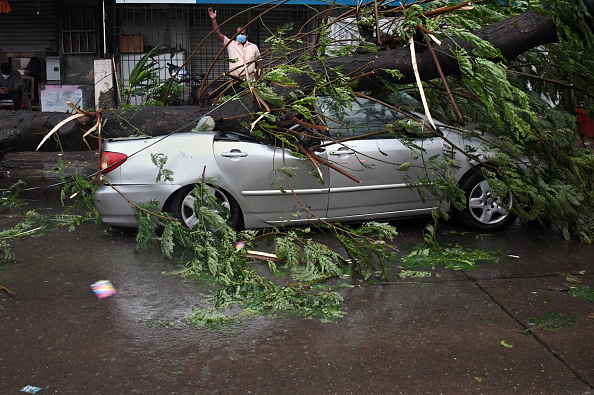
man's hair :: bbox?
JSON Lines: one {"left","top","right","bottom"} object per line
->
{"left": 0, "top": 63, "right": 12, "bottom": 75}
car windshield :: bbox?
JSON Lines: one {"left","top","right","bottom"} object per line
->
{"left": 316, "top": 95, "right": 434, "bottom": 140}
{"left": 387, "top": 91, "right": 424, "bottom": 113}
{"left": 316, "top": 96, "right": 403, "bottom": 139}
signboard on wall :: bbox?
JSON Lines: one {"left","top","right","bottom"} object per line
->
{"left": 40, "top": 85, "right": 84, "bottom": 113}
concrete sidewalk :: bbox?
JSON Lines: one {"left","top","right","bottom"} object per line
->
{"left": 1, "top": 194, "right": 593, "bottom": 394}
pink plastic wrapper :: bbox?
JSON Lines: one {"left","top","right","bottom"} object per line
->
{"left": 90, "top": 280, "right": 116, "bottom": 299}
{"left": 21, "top": 385, "right": 42, "bottom": 394}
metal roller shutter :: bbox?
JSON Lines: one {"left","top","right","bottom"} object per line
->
{"left": 0, "top": 0, "right": 59, "bottom": 53}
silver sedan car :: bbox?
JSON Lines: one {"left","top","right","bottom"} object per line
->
{"left": 94, "top": 96, "right": 516, "bottom": 230}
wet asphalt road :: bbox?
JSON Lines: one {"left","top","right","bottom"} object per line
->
{"left": 1, "top": 192, "right": 593, "bottom": 394}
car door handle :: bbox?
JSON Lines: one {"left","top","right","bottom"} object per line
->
{"left": 221, "top": 150, "right": 248, "bottom": 158}
{"left": 329, "top": 149, "right": 355, "bottom": 156}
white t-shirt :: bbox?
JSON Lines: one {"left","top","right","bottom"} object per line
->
{"left": 223, "top": 36, "right": 260, "bottom": 79}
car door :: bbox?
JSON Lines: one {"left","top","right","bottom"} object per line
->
{"left": 318, "top": 97, "right": 445, "bottom": 221}
{"left": 213, "top": 132, "right": 330, "bottom": 226}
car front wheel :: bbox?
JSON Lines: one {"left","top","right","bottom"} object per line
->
{"left": 457, "top": 170, "right": 517, "bottom": 231}
{"left": 170, "top": 185, "right": 243, "bottom": 229}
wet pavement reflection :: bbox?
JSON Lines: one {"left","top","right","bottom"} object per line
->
{"left": 1, "top": 194, "right": 593, "bottom": 393}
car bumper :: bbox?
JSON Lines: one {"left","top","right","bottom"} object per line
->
{"left": 94, "top": 183, "right": 180, "bottom": 227}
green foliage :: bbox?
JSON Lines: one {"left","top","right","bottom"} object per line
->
{"left": 0, "top": 152, "right": 103, "bottom": 264}
{"left": 134, "top": 199, "right": 167, "bottom": 254}
{"left": 334, "top": 222, "right": 398, "bottom": 280}
{"left": 1, "top": 180, "right": 24, "bottom": 204}
{"left": 402, "top": 212, "right": 493, "bottom": 271}
{"left": 387, "top": 0, "right": 594, "bottom": 242}
{"left": 568, "top": 284, "right": 594, "bottom": 302}
{"left": 186, "top": 307, "right": 243, "bottom": 330}
{"left": 562, "top": 270, "right": 594, "bottom": 302}
{"left": 398, "top": 270, "right": 436, "bottom": 279}
{"left": 148, "top": 319, "right": 177, "bottom": 328}
{"left": 151, "top": 153, "right": 174, "bottom": 183}
{"left": 52, "top": 152, "right": 102, "bottom": 229}
{"left": 123, "top": 45, "right": 163, "bottom": 105}
{"left": 130, "top": 178, "right": 401, "bottom": 325}
{"left": 548, "top": 0, "right": 594, "bottom": 112}
{"left": 274, "top": 228, "right": 345, "bottom": 282}
{"left": 0, "top": 182, "right": 22, "bottom": 263}
{"left": 147, "top": 81, "right": 185, "bottom": 106}
{"left": 401, "top": 243, "right": 493, "bottom": 271}
{"left": 529, "top": 312, "right": 577, "bottom": 330}
{"left": 0, "top": 209, "right": 86, "bottom": 264}
{"left": 0, "top": 243, "right": 16, "bottom": 264}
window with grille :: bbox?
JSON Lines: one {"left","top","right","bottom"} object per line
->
{"left": 62, "top": 8, "right": 97, "bottom": 54}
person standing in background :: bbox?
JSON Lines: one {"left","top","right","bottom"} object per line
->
{"left": 0, "top": 62, "right": 23, "bottom": 110}
{"left": 208, "top": 7, "right": 262, "bottom": 81}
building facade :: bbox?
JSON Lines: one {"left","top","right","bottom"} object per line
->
{"left": 0, "top": 0, "right": 356, "bottom": 111}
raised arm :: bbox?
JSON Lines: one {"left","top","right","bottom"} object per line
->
{"left": 208, "top": 8, "right": 225, "bottom": 45}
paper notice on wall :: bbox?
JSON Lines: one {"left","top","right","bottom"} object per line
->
{"left": 40, "top": 85, "right": 83, "bottom": 113}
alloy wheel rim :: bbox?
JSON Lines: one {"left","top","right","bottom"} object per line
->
{"left": 180, "top": 187, "right": 231, "bottom": 228}
{"left": 468, "top": 180, "right": 512, "bottom": 225}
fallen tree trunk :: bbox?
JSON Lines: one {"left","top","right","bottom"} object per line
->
{"left": 0, "top": 106, "right": 211, "bottom": 152}
{"left": 0, "top": 111, "right": 80, "bottom": 152}
{"left": 270, "top": 8, "right": 560, "bottom": 98}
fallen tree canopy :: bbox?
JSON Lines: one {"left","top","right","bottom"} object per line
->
{"left": 2, "top": 1, "right": 593, "bottom": 150}
{"left": 2, "top": 0, "right": 593, "bottom": 243}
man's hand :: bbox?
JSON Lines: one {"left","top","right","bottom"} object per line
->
{"left": 0, "top": 87, "right": 7, "bottom": 95}
{"left": 208, "top": 7, "right": 225, "bottom": 44}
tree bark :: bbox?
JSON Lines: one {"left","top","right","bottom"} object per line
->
{"left": 0, "top": 111, "right": 79, "bottom": 152}
{"left": 271, "top": 8, "right": 560, "bottom": 97}
{"left": 0, "top": 106, "right": 211, "bottom": 152}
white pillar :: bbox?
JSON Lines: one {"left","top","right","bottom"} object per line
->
{"left": 94, "top": 59, "right": 114, "bottom": 110}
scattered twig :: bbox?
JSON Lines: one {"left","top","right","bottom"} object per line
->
{"left": 245, "top": 250, "right": 277, "bottom": 261}
{"left": 311, "top": 1, "right": 336, "bottom": 55}
{"left": 506, "top": 69, "right": 594, "bottom": 101}
{"left": 424, "top": 1, "right": 472, "bottom": 18}
{"left": 298, "top": 143, "right": 362, "bottom": 183}
{"left": 103, "top": 178, "right": 176, "bottom": 222}
{"left": 302, "top": 275, "right": 336, "bottom": 290}
{"left": 0, "top": 285, "right": 16, "bottom": 296}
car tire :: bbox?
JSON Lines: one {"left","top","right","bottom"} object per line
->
{"left": 170, "top": 184, "right": 243, "bottom": 229}
{"left": 457, "top": 170, "right": 517, "bottom": 231}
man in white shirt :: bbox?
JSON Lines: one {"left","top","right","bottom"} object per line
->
{"left": 0, "top": 63, "right": 23, "bottom": 110}
{"left": 208, "top": 8, "right": 262, "bottom": 81}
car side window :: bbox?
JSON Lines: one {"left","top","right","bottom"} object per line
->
{"left": 317, "top": 97, "right": 422, "bottom": 140}
{"left": 214, "top": 132, "right": 259, "bottom": 143}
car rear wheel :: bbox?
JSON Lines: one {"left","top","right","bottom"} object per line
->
{"left": 457, "top": 170, "right": 517, "bottom": 231}
{"left": 170, "top": 185, "right": 243, "bottom": 229}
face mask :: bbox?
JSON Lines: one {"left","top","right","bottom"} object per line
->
{"left": 236, "top": 35, "right": 247, "bottom": 44}
{"left": 1, "top": 74, "right": 9, "bottom": 79}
